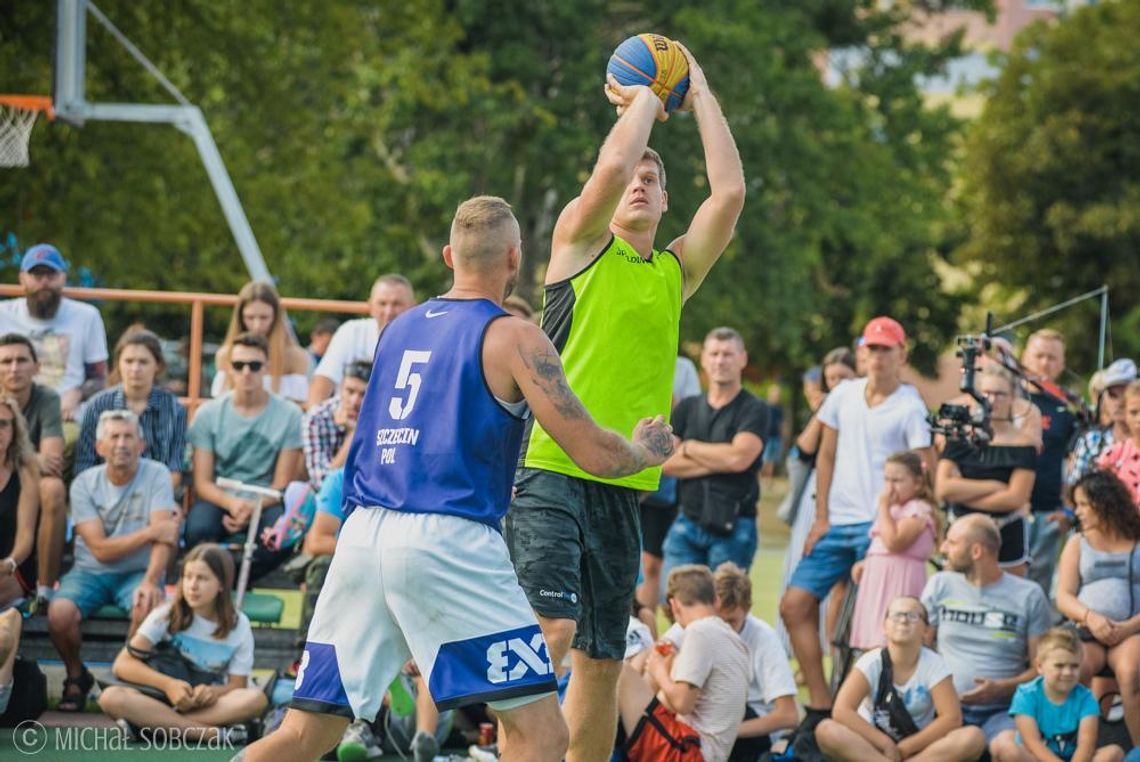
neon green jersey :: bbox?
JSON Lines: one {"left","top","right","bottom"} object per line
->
{"left": 521, "top": 235, "right": 683, "bottom": 490}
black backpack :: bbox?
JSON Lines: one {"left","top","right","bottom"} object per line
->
{"left": 0, "top": 657, "right": 48, "bottom": 727}
{"left": 872, "top": 648, "right": 921, "bottom": 742}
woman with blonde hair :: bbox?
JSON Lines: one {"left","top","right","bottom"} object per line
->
{"left": 0, "top": 396, "right": 41, "bottom": 609}
{"left": 212, "top": 282, "right": 309, "bottom": 404}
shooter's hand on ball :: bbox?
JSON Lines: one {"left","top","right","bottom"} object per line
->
{"left": 632, "top": 415, "right": 675, "bottom": 466}
{"left": 604, "top": 74, "right": 667, "bottom": 122}
{"left": 674, "top": 42, "right": 708, "bottom": 112}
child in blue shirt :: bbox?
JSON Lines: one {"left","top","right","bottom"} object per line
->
{"left": 1010, "top": 627, "right": 1123, "bottom": 762}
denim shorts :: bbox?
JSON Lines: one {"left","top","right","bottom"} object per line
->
{"left": 962, "top": 704, "right": 1015, "bottom": 742}
{"left": 787, "top": 521, "right": 872, "bottom": 600}
{"left": 55, "top": 568, "right": 147, "bottom": 618}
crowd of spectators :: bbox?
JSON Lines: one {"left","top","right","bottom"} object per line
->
{"left": 0, "top": 241, "right": 1138, "bottom": 762}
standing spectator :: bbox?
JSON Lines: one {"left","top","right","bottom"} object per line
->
{"left": 936, "top": 367, "right": 1038, "bottom": 575}
{"left": 637, "top": 354, "right": 704, "bottom": 629}
{"left": 660, "top": 328, "right": 767, "bottom": 581}
{"left": 0, "top": 244, "right": 109, "bottom": 423}
{"left": 618, "top": 565, "right": 751, "bottom": 762}
{"left": 1096, "top": 380, "right": 1140, "bottom": 506}
{"left": 713, "top": 562, "right": 798, "bottom": 761}
{"left": 1021, "top": 329, "right": 1081, "bottom": 597}
{"left": 301, "top": 361, "right": 370, "bottom": 491}
{"left": 760, "top": 385, "right": 784, "bottom": 480}
{"left": 75, "top": 330, "right": 187, "bottom": 488}
{"left": 0, "top": 333, "right": 65, "bottom": 604}
{"left": 849, "top": 451, "right": 939, "bottom": 650}
{"left": 1069, "top": 359, "right": 1135, "bottom": 488}
{"left": 780, "top": 317, "right": 932, "bottom": 711}
{"left": 305, "top": 317, "right": 340, "bottom": 376}
{"left": 307, "top": 274, "right": 415, "bottom": 407}
{"left": 816, "top": 597, "right": 985, "bottom": 762}
{"left": 1056, "top": 470, "right": 1140, "bottom": 747}
{"left": 186, "top": 333, "right": 303, "bottom": 557}
{"left": 1009, "top": 627, "right": 1123, "bottom": 762}
{"left": 0, "top": 397, "right": 41, "bottom": 609}
{"left": 213, "top": 282, "right": 310, "bottom": 405}
{"left": 48, "top": 410, "right": 178, "bottom": 712}
{"left": 921, "top": 514, "right": 1051, "bottom": 760}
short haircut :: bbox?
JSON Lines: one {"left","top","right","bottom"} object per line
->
{"left": 1027, "top": 328, "right": 1065, "bottom": 348}
{"left": 372, "top": 273, "right": 414, "bottom": 297}
{"left": 450, "top": 196, "right": 520, "bottom": 267}
{"left": 642, "top": 148, "right": 667, "bottom": 189}
{"left": 704, "top": 326, "right": 745, "bottom": 350}
{"left": 96, "top": 409, "right": 141, "bottom": 440}
{"left": 713, "top": 562, "right": 752, "bottom": 611}
{"left": 884, "top": 596, "right": 929, "bottom": 624}
{"left": 344, "top": 360, "right": 373, "bottom": 383}
{"left": 0, "top": 333, "right": 37, "bottom": 363}
{"left": 1037, "top": 626, "right": 1081, "bottom": 659}
{"left": 666, "top": 564, "right": 716, "bottom": 607}
{"left": 960, "top": 513, "right": 1001, "bottom": 556}
{"left": 231, "top": 331, "right": 269, "bottom": 358}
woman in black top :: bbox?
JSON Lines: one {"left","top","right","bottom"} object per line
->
{"left": 0, "top": 396, "right": 41, "bottom": 608}
{"left": 935, "top": 367, "right": 1037, "bottom": 575}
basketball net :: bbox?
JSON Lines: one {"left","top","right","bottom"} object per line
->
{"left": 0, "top": 96, "right": 53, "bottom": 168}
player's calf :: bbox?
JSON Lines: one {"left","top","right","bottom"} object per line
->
{"left": 497, "top": 695, "right": 568, "bottom": 762}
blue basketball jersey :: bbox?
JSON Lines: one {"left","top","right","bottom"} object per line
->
{"left": 344, "top": 298, "right": 526, "bottom": 528}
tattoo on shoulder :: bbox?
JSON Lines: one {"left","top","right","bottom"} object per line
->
{"left": 517, "top": 344, "right": 587, "bottom": 420}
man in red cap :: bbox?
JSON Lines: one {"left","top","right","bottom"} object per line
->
{"left": 779, "top": 316, "right": 933, "bottom": 712}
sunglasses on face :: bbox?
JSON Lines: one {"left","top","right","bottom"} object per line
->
{"left": 231, "top": 360, "right": 264, "bottom": 373}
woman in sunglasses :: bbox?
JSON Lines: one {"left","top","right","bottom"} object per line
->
{"left": 816, "top": 596, "right": 984, "bottom": 762}
{"left": 212, "top": 282, "right": 309, "bottom": 405}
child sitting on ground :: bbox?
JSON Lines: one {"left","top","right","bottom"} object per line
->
{"left": 98, "top": 543, "right": 266, "bottom": 745}
{"left": 1009, "top": 627, "right": 1123, "bottom": 762}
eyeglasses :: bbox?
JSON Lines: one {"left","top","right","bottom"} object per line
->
{"left": 231, "top": 361, "right": 264, "bottom": 373}
{"left": 888, "top": 611, "right": 925, "bottom": 623}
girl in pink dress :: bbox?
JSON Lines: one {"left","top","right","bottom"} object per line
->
{"left": 849, "top": 451, "right": 938, "bottom": 650}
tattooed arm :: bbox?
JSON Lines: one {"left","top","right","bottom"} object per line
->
{"left": 486, "top": 318, "right": 673, "bottom": 478}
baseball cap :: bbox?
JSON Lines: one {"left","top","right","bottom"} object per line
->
{"left": 20, "top": 244, "right": 68, "bottom": 273}
{"left": 1101, "top": 358, "right": 1137, "bottom": 388}
{"left": 862, "top": 316, "right": 906, "bottom": 348}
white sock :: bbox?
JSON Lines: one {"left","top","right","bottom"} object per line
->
{"left": 37, "top": 585, "right": 54, "bottom": 599}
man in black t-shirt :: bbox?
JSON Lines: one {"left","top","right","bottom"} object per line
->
{"left": 1020, "top": 329, "right": 1080, "bottom": 598}
{"left": 660, "top": 327, "right": 767, "bottom": 589}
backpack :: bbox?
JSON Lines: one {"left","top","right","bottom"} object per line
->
{"left": 872, "top": 648, "right": 921, "bottom": 742}
{"left": 0, "top": 657, "right": 48, "bottom": 727}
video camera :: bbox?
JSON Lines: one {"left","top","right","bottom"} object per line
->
{"left": 927, "top": 331, "right": 993, "bottom": 447}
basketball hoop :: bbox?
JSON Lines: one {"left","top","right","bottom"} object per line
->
{"left": 0, "top": 96, "right": 54, "bottom": 168}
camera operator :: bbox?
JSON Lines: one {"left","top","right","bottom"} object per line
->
{"left": 935, "top": 366, "right": 1038, "bottom": 576}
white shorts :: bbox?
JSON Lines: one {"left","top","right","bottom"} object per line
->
{"left": 290, "top": 507, "right": 557, "bottom": 721}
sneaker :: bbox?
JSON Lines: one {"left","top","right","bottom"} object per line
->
{"left": 219, "top": 724, "right": 249, "bottom": 747}
{"left": 411, "top": 730, "right": 439, "bottom": 762}
{"left": 114, "top": 718, "right": 137, "bottom": 743}
{"left": 337, "top": 719, "right": 383, "bottom": 762}
{"left": 467, "top": 743, "right": 499, "bottom": 761}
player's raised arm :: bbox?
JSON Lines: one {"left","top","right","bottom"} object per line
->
{"left": 491, "top": 318, "right": 673, "bottom": 478}
{"left": 667, "top": 44, "right": 746, "bottom": 301}
{"left": 548, "top": 82, "right": 665, "bottom": 277}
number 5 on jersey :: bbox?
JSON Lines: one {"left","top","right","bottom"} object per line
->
{"left": 389, "top": 350, "right": 432, "bottom": 420}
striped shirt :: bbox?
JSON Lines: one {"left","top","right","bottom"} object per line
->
{"left": 74, "top": 385, "right": 188, "bottom": 477}
{"left": 302, "top": 396, "right": 347, "bottom": 490}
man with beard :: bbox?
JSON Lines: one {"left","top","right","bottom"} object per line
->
{"left": 0, "top": 245, "right": 108, "bottom": 424}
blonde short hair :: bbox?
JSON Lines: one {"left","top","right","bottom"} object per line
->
{"left": 1026, "top": 328, "right": 1065, "bottom": 349}
{"left": 1037, "top": 626, "right": 1081, "bottom": 660}
{"left": 713, "top": 562, "right": 751, "bottom": 611}
{"left": 450, "top": 196, "right": 520, "bottom": 266}
{"left": 666, "top": 564, "right": 716, "bottom": 607}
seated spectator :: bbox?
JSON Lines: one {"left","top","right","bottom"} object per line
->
{"left": 850, "top": 451, "right": 938, "bottom": 650}
{"left": 0, "top": 607, "right": 19, "bottom": 716}
{"left": 305, "top": 316, "right": 340, "bottom": 375}
{"left": 0, "top": 333, "right": 67, "bottom": 604}
{"left": 302, "top": 361, "right": 370, "bottom": 491}
{"left": 75, "top": 330, "right": 187, "bottom": 488}
{"left": 921, "top": 514, "right": 1051, "bottom": 760}
{"left": 936, "top": 366, "right": 1038, "bottom": 575}
{"left": 187, "top": 333, "right": 302, "bottom": 565}
{"left": 816, "top": 597, "right": 985, "bottom": 762}
{"left": 99, "top": 543, "right": 265, "bottom": 746}
{"left": 660, "top": 328, "right": 767, "bottom": 580}
{"left": 1097, "top": 380, "right": 1140, "bottom": 506}
{"left": 0, "top": 244, "right": 109, "bottom": 422}
{"left": 1056, "top": 470, "right": 1140, "bottom": 748}
{"left": 1067, "top": 359, "right": 1135, "bottom": 488}
{"left": 1009, "top": 626, "right": 1123, "bottom": 762}
{"left": 212, "top": 282, "right": 310, "bottom": 405}
{"left": 713, "top": 562, "right": 798, "bottom": 761}
{"left": 618, "top": 564, "right": 750, "bottom": 762}
{"left": 0, "top": 397, "right": 40, "bottom": 609}
{"left": 308, "top": 274, "right": 414, "bottom": 407}
{"left": 48, "top": 410, "right": 178, "bottom": 712}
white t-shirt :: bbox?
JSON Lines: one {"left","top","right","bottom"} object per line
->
{"left": 625, "top": 616, "right": 654, "bottom": 660}
{"left": 0, "top": 297, "right": 109, "bottom": 393}
{"left": 817, "top": 378, "right": 931, "bottom": 525}
{"left": 137, "top": 601, "right": 255, "bottom": 678}
{"left": 854, "top": 647, "right": 951, "bottom": 730}
{"left": 314, "top": 317, "right": 380, "bottom": 386}
{"left": 670, "top": 616, "right": 751, "bottom": 762}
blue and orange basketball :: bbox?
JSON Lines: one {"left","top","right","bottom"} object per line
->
{"left": 607, "top": 34, "right": 690, "bottom": 114}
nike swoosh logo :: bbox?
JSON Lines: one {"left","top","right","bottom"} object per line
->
{"left": 425, "top": 309, "right": 449, "bottom": 318}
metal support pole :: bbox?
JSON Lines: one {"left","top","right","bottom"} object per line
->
{"left": 54, "top": 0, "right": 87, "bottom": 124}
{"left": 1098, "top": 287, "right": 1109, "bottom": 370}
